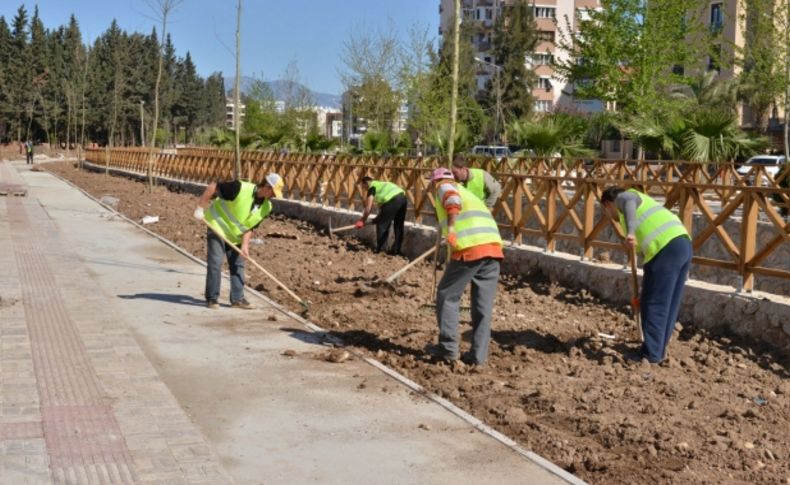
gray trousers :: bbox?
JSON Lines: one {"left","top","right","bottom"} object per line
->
{"left": 205, "top": 229, "right": 246, "bottom": 303}
{"left": 436, "top": 257, "right": 500, "bottom": 364}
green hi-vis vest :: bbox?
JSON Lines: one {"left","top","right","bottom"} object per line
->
{"left": 619, "top": 189, "right": 689, "bottom": 264}
{"left": 464, "top": 168, "right": 486, "bottom": 202}
{"left": 370, "top": 180, "right": 405, "bottom": 205}
{"left": 435, "top": 184, "right": 502, "bottom": 251}
{"left": 205, "top": 181, "right": 272, "bottom": 245}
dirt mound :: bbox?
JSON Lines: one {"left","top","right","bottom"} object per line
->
{"left": 48, "top": 162, "right": 790, "bottom": 485}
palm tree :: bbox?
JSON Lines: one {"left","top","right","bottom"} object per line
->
{"left": 680, "top": 109, "right": 766, "bottom": 162}
{"left": 507, "top": 116, "right": 597, "bottom": 159}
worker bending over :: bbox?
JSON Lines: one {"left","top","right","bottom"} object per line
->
{"left": 429, "top": 168, "right": 503, "bottom": 366}
{"left": 451, "top": 156, "right": 502, "bottom": 210}
{"left": 356, "top": 176, "right": 408, "bottom": 255}
{"left": 601, "top": 186, "right": 692, "bottom": 363}
{"left": 194, "top": 173, "right": 284, "bottom": 309}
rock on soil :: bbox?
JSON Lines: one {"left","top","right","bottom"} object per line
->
{"left": 47, "top": 162, "right": 790, "bottom": 485}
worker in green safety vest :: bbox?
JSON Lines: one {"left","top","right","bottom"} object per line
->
{"left": 426, "top": 168, "right": 503, "bottom": 367}
{"left": 356, "top": 176, "right": 408, "bottom": 255}
{"left": 194, "top": 173, "right": 285, "bottom": 309}
{"left": 451, "top": 157, "right": 502, "bottom": 210}
{"left": 601, "top": 186, "right": 692, "bottom": 364}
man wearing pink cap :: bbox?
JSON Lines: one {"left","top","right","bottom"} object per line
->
{"left": 427, "top": 168, "right": 504, "bottom": 366}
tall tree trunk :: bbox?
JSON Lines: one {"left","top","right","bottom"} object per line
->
{"left": 79, "top": 51, "right": 89, "bottom": 170}
{"left": 234, "top": 0, "right": 243, "bottom": 179}
{"left": 447, "top": 0, "right": 461, "bottom": 167}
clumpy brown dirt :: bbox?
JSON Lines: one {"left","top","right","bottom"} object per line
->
{"left": 48, "top": 162, "right": 790, "bottom": 485}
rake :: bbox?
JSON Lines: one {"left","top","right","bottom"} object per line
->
{"left": 203, "top": 219, "right": 310, "bottom": 315}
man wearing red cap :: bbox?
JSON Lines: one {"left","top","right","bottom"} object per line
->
{"left": 427, "top": 167, "right": 504, "bottom": 366}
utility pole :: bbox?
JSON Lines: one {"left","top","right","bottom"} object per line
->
{"left": 139, "top": 100, "right": 146, "bottom": 147}
{"left": 447, "top": 0, "right": 461, "bottom": 167}
{"left": 234, "top": 0, "right": 243, "bottom": 179}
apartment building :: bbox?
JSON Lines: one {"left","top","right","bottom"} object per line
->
{"left": 225, "top": 98, "right": 246, "bottom": 130}
{"left": 700, "top": 0, "right": 785, "bottom": 132}
{"left": 438, "top": 0, "right": 603, "bottom": 114}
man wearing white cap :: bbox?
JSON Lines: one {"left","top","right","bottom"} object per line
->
{"left": 193, "top": 173, "right": 284, "bottom": 309}
{"left": 427, "top": 167, "right": 503, "bottom": 366}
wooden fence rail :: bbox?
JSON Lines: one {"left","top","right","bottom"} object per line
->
{"left": 85, "top": 148, "right": 790, "bottom": 293}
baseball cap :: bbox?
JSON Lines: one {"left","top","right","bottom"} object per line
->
{"left": 265, "top": 173, "right": 284, "bottom": 198}
{"left": 427, "top": 167, "right": 455, "bottom": 182}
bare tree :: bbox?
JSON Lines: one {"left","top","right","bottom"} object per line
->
{"left": 233, "top": 0, "right": 242, "bottom": 178}
{"left": 339, "top": 21, "right": 402, "bottom": 134}
{"left": 146, "top": 0, "right": 184, "bottom": 190}
{"left": 447, "top": 0, "right": 461, "bottom": 166}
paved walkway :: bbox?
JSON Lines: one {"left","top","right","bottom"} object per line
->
{"left": 0, "top": 160, "right": 573, "bottom": 484}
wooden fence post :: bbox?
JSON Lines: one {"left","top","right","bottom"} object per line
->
{"left": 739, "top": 191, "right": 758, "bottom": 292}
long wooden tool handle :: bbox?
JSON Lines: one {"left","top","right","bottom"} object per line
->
{"left": 331, "top": 223, "right": 359, "bottom": 234}
{"left": 202, "top": 219, "right": 307, "bottom": 307}
{"left": 629, "top": 246, "right": 644, "bottom": 342}
{"left": 385, "top": 245, "right": 437, "bottom": 283}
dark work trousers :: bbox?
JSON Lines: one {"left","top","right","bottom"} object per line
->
{"left": 374, "top": 193, "right": 407, "bottom": 254}
{"left": 205, "top": 229, "right": 246, "bottom": 303}
{"left": 26, "top": 151, "right": 33, "bottom": 164}
{"left": 436, "top": 257, "right": 501, "bottom": 365}
{"left": 640, "top": 236, "right": 692, "bottom": 362}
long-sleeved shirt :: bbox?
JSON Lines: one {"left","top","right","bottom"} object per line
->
{"left": 615, "top": 190, "right": 642, "bottom": 235}
{"left": 437, "top": 182, "right": 504, "bottom": 262}
{"left": 481, "top": 170, "right": 502, "bottom": 209}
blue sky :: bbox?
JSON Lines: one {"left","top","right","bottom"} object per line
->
{"left": 1, "top": 1, "right": 440, "bottom": 95}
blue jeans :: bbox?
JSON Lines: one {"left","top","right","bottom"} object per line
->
{"left": 640, "top": 236, "right": 692, "bottom": 362}
{"left": 205, "top": 229, "right": 246, "bottom": 303}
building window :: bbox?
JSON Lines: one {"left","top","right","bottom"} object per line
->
{"left": 537, "top": 30, "right": 555, "bottom": 43}
{"left": 710, "top": 3, "right": 723, "bottom": 33}
{"left": 533, "top": 52, "right": 554, "bottom": 65}
{"left": 534, "top": 6, "right": 556, "bottom": 19}
{"left": 534, "top": 100, "right": 553, "bottom": 113}
{"left": 486, "top": 8, "right": 493, "bottom": 20}
{"left": 537, "top": 77, "right": 552, "bottom": 90}
{"left": 576, "top": 8, "right": 592, "bottom": 22}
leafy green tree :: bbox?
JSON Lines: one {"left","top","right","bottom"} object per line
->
{"left": 556, "top": 0, "right": 710, "bottom": 118}
{"left": 488, "top": 0, "right": 538, "bottom": 122}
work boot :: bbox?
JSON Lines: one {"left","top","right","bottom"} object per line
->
{"left": 206, "top": 299, "right": 219, "bottom": 309}
{"left": 231, "top": 298, "right": 256, "bottom": 310}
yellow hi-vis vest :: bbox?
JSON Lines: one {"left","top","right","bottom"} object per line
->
{"left": 370, "top": 180, "right": 405, "bottom": 205}
{"left": 464, "top": 168, "right": 486, "bottom": 202}
{"left": 205, "top": 181, "right": 272, "bottom": 244}
{"left": 435, "top": 184, "right": 502, "bottom": 251}
{"left": 619, "top": 189, "right": 689, "bottom": 264}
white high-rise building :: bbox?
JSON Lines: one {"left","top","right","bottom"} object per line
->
{"left": 439, "top": 0, "right": 603, "bottom": 114}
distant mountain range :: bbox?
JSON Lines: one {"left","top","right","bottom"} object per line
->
{"left": 226, "top": 76, "right": 341, "bottom": 110}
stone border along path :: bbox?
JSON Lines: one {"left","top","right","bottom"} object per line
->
{"left": 1, "top": 159, "right": 580, "bottom": 484}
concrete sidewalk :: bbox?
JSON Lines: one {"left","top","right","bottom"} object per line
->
{"left": 1, "top": 160, "right": 574, "bottom": 484}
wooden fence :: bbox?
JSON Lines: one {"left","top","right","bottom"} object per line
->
{"left": 85, "top": 148, "right": 790, "bottom": 292}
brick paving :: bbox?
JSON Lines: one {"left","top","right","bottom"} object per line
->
{"left": 0, "top": 161, "right": 231, "bottom": 484}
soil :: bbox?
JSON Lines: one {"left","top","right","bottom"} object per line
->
{"left": 47, "top": 162, "right": 790, "bottom": 485}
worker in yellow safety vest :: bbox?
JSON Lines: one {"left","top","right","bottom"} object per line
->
{"left": 193, "top": 173, "right": 284, "bottom": 309}
{"left": 451, "top": 156, "right": 502, "bottom": 210}
{"left": 427, "top": 167, "right": 504, "bottom": 366}
{"left": 356, "top": 176, "right": 408, "bottom": 255}
{"left": 601, "top": 186, "right": 692, "bottom": 364}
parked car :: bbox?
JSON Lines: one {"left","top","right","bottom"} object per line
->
{"left": 736, "top": 155, "right": 786, "bottom": 186}
{"left": 470, "top": 145, "right": 512, "bottom": 158}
